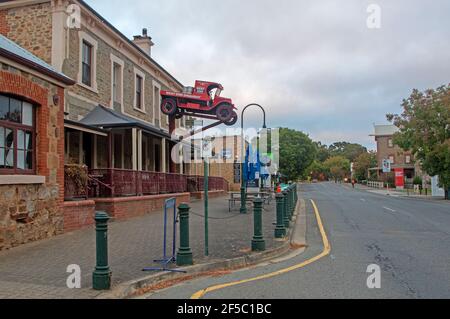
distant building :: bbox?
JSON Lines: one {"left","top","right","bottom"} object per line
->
{"left": 369, "top": 125, "right": 419, "bottom": 186}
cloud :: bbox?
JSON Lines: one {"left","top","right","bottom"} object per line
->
{"left": 85, "top": 0, "right": 450, "bottom": 147}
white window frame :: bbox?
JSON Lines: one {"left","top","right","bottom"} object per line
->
{"left": 405, "top": 155, "right": 411, "bottom": 164}
{"left": 110, "top": 54, "right": 124, "bottom": 111}
{"left": 78, "top": 31, "right": 98, "bottom": 93}
{"left": 133, "top": 67, "right": 146, "bottom": 113}
{"left": 152, "top": 80, "right": 161, "bottom": 126}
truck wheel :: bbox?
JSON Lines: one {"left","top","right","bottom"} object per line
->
{"left": 216, "top": 104, "right": 233, "bottom": 122}
{"left": 161, "top": 98, "right": 177, "bottom": 116}
{"left": 225, "top": 112, "right": 238, "bottom": 126}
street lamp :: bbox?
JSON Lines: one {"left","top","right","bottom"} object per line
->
{"left": 240, "top": 104, "right": 267, "bottom": 214}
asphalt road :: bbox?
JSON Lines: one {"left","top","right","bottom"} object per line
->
{"left": 145, "top": 182, "right": 450, "bottom": 299}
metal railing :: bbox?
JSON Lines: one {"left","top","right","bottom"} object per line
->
{"left": 64, "top": 165, "right": 229, "bottom": 200}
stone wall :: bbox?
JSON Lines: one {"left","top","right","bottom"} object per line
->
{"left": 0, "top": 2, "right": 53, "bottom": 64}
{"left": 64, "top": 26, "right": 170, "bottom": 132}
{"left": 0, "top": 63, "right": 65, "bottom": 251}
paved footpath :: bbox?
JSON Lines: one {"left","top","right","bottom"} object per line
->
{"left": 0, "top": 196, "right": 280, "bottom": 299}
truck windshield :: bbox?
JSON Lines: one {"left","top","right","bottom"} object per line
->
{"left": 215, "top": 89, "right": 222, "bottom": 97}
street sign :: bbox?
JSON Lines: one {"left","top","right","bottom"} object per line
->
{"left": 382, "top": 159, "right": 391, "bottom": 173}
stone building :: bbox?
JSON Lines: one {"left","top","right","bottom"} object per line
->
{"left": 0, "top": 34, "right": 74, "bottom": 250}
{"left": 0, "top": 0, "right": 228, "bottom": 240}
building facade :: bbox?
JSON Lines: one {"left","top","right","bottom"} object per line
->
{"left": 0, "top": 34, "right": 74, "bottom": 250}
{"left": 0, "top": 0, "right": 228, "bottom": 248}
{"left": 370, "top": 124, "right": 419, "bottom": 187}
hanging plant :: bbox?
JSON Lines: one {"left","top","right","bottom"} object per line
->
{"left": 65, "top": 164, "right": 89, "bottom": 194}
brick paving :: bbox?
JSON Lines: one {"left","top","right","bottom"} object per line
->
{"left": 0, "top": 196, "right": 280, "bottom": 299}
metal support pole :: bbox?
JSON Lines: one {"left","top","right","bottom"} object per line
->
{"left": 176, "top": 203, "right": 193, "bottom": 266}
{"left": 275, "top": 194, "right": 286, "bottom": 238}
{"left": 92, "top": 211, "right": 111, "bottom": 290}
{"left": 251, "top": 198, "right": 266, "bottom": 251}
{"left": 282, "top": 190, "right": 289, "bottom": 228}
{"left": 204, "top": 160, "right": 209, "bottom": 257}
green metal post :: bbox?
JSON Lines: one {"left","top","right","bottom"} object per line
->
{"left": 251, "top": 198, "right": 266, "bottom": 251}
{"left": 275, "top": 194, "right": 286, "bottom": 238}
{"left": 176, "top": 203, "right": 193, "bottom": 266}
{"left": 287, "top": 187, "right": 292, "bottom": 220}
{"left": 282, "top": 190, "right": 289, "bottom": 228}
{"left": 204, "top": 160, "right": 209, "bottom": 257}
{"left": 92, "top": 211, "right": 111, "bottom": 290}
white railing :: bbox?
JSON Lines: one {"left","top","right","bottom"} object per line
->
{"left": 367, "top": 181, "right": 384, "bottom": 189}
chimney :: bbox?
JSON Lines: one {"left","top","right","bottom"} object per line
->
{"left": 132, "top": 28, "right": 154, "bottom": 57}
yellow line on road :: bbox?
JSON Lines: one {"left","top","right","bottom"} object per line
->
{"left": 190, "top": 199, "right": 331, "bottom": 299}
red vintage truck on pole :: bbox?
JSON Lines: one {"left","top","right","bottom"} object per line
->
{"left": 160, "top": 80, "right": 238, "bottom": 126}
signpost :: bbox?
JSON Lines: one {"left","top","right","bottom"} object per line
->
{"left": 382, "top": 159, "right": 391, "bottom": 173}
{"left": 142, "top": 198, "right": 186, "bottom": 273}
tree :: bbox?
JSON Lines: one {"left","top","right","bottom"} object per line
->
{"left": 315, "top": 142, "right": 331, "bottom": 162}
{"left": 323, "top": 156, "right": 351, "bottom": 182}
{"left": 279, "top": 128, "right": 317, "bottom": 181}
{"left": 306, "top": 160, "right": 328, "bottom": 181}
{"left": 387, "top": 84, "right": 450, "bottom": 199}
{"left": 353, "top": 152, "right": 377, "bottom": 181}
{"left": 328, "top": 142, "right": 368, "bottom": 162}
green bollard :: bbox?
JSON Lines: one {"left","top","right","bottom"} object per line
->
{"left": 288, "top": 187, "right": 293, "bottom": 220}
{"left": 93, "top": 211, "right": 112, "bottom": 290}
{"left": 275, "top": 194, "right": 287, "bottom": 238}
{"left": 282, "top": 190, "right": 290, "bottom": 228}
{"left": 251, "top": 198, "right": 266, "bottom": 251}
{"left": 177, "top": 203, "right": 193, "bottom": 266}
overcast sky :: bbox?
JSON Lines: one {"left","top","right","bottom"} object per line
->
{"left": 85, "top": 0, "right": 450, "bottom": 149}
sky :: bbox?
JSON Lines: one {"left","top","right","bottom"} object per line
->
{"left": 85, "top": 0, "right": 450, "bottom": 150}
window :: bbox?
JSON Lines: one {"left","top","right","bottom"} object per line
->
{"left": 389, "top": 155, "right": 395, "bottom": 164}
{"left": 0, "top": 95, "right": 35, "bottom": 174}
{"left": 405, "top": 155, "right": 411, "bottom": 164}
{"left": 110, "top": 54, "right": 124, "bottom": 109}
{"left": 82, "top": 41, "right": 92, "bottom": 87}
{"left": 78, "top": 32, "right": 98, "bottom": 92}
{"left": 112, "top": 63, "right": 121, "bottom": 103}
{"left": 153, "top": 82, "right": 161, "bottom": 125}
{"left": 388, "top": 138, "right": 394, "bottom": 148}
{"left": 136, "top": 75, "right": 143, "bottom": 109}
{"left": 134, "top": 68, "right": 146, "bottom": 112}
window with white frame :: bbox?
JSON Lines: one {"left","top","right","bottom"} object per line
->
{"left": 110, "top": 54, "right": 124, "bottom": 109}
{"left": 405, "top": 155, "right": 411, "bottom": 164}
{"left": 78, "top": 32, "right": 98, "bottom": 91}
{"left": 388, "top": 138, "right": 394, "bottom": 148}
{"left": 389, "top": 155, "right": 395, "bottom": 164}
{"left": 153, "top": 81, "right": 161, "bottom": 126}
{"left": 134, "top": 68, "right": 146, "bottom": 112}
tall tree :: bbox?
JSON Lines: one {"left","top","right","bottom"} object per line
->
{"left": 387, "top": 84, "right": 450, "bottom": 199}
{"left": 328, "top": 142, "right": 368, "bottom": 162}
{"left": 279, "top": 128, "right": 317, "bottom": 181}
{"left": 353, "top": 151, "right": 377, "bottom": 181}
{"left": 323, "top": 156, "right": 351, "bottom": 182}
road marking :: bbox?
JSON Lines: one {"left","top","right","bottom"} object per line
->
{"left": 383, "top": 206, "right": 397, "bottom": 212}
{"left": 361, "top": 199, "right": 366, "bottom": 202}
{"left": 190, "top": 199, "right": 331, "bottom": 299}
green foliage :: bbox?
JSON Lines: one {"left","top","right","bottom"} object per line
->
{"left": 279, "top": 128, "right": 317, "bottom": 181}
{"left": 328, "top": 142, "right": 368, "bottom": 162}
{"left": 323, "top": 156, "right": 351, "bottom": 181}
{"left": 306, "top": 160, "right": 328, "bottom": 180}
{"left": 413, "top": 176, "right": 423, "bottom": 186}
{"left": 353, "top": 151, "right": 377, "bottom": 181}
{"left": 387, "top": 84, "right": 450, "bottom": 199}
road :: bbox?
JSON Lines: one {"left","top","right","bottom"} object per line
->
{"left": 144, "top": 182, "right": 450, "bottom": 299}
